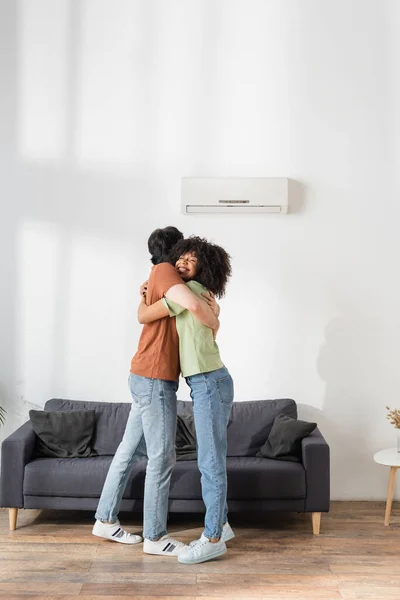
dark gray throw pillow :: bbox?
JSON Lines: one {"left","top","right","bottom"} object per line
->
{"left": 257, "top": 413, "right": 317, "bottom": 462}
{"left": 29, "top": 409, "right": 96, "bottom": 458}
{"left": 175, "top": 414, "right": 197, "bottom": 461}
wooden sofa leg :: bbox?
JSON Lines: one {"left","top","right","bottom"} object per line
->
{"left": 9, "top": 508, "right": 18, "bottom": 531}
{"left": 312, "top": 512, "right": 321, "bottom": 535}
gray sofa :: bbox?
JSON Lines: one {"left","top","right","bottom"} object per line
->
{"left": 0, "top": 397, "right": 330, "bottom": 534}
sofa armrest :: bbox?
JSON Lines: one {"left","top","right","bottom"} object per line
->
{"left": 0, "top": 421, "right": 36, "bottom": 508}
{"left": 301, "top": 428, "right": 330, "bottom": 512}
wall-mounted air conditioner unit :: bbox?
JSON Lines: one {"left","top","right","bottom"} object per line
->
{"left": 181, "top": 177, "right": 289, "bottom": 214}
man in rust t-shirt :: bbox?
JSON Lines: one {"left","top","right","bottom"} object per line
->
{"left": 130, "top": 262, "right": 183, "bottom": 381}
{"left": 93, "top": 227, "right": 218, "bottom": 557}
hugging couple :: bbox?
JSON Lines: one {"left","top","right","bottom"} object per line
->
{"left": 92, "top": 226, "right": 234, "bottom": 565}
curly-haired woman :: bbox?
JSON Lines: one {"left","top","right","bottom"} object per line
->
{"left": 138, "top": 236, "right": 234, "bottom": 564}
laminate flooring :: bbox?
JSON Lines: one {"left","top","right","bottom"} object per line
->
{"left": 1, "top": 502, "right": 399, "bottom": 600}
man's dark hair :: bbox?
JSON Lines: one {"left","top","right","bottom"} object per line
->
{"left": 169, "top": 236, "right": 232, "bottom": 298}
{"left": 148, "top": 226, "right": 184, "bottom": 265}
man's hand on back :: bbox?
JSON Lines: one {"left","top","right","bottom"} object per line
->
{"left": 201, "top": 291, "right": 220, "bottom": 317}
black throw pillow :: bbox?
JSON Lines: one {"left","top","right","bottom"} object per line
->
{"left": 175, "top": 414, "right": 197, "bottom": 461}
{"left": 257, "top": 413, "right": 317, "bottom": 462}
{"left": 29, "top": 410, "right": 96, "bottom": 458}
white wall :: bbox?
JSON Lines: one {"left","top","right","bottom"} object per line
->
{"left": 1, "top": 0, "right": 399, "bottom": 500}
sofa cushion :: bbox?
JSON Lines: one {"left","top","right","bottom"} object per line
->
{"left": 170, "top": 457, "right": 305, "bottom": 500}
{"left": 45, "top": 399, "right": 131, "bottom": 456}
{"left": 24, "top": 456, "right": 147, "bottom": 499}
{"left": 178, "top": 399, "right": 297, "bottom": 457}
{"left": 24, "top": 456, "right": 305, "bottom": 501}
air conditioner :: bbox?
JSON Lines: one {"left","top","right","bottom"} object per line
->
{"left": 181, "top": 177, "right": 289, "bottom": 214}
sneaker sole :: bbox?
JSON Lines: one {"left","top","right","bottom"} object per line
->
{"left": 178, "top": 546, "right": 227, "bottom": 565}
{"left": 143, "top": 548, "right": 184, "bottom": 556}
{"left": 92, "top": 530, "right": 142, "bottom": 545}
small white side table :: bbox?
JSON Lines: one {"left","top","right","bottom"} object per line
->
{"left": 373, "top": 448, "right": 400, "bottom": 526}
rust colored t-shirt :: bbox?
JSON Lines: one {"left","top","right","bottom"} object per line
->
{"left": 130, "top": 263, "right": 184, "bottom": 381}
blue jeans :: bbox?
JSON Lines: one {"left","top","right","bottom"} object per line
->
{"left": 186, "top": 366, "right": 234, "bottom": 539}
{"left": 95, "top": 374, "right": 178, "bottom": 540}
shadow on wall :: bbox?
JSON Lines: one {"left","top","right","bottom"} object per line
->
{"left": 0, "top": 1, "right": 183, "bottom": 442}
{"left": 298, "top": 313, "right": 390, "bottom": 499}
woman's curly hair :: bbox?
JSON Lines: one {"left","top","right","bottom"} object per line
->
{"left": 168, "top": 236, "right": 232, "bottom": 298}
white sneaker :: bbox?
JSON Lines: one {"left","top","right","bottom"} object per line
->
{"left": 143, "top": 535, "right": 187, "bottom": 556}
{"left": 222, "top": 522, "right": 235, "bottom": 543}
{"left": 92, "top": 519, "right": 142, "bottom": 544}
{"left": 189, "top": 522, "right": 235, "bottom": 546}
{"left": 178, "top": 533, "right": 227, "bottom": 564}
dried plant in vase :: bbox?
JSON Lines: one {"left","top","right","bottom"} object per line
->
{"left": 386, "top": 406, "right": 400, "bottom": 429}
{"left": 386, "top": 406, "right": 400, "bottom": 452}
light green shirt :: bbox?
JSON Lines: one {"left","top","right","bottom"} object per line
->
{"left": 162, "top": 280, "right": 224, "bottom": 378}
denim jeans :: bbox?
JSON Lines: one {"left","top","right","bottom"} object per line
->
{"left": 186, "top": 366, "right": 234, "bottom": 539}
{"left": 95, "top": 374, "right": 178, "bottom": 540}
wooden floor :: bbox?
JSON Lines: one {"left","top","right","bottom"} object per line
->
{"left": 1, "top": 502, "right": 400, "bottom": 600}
